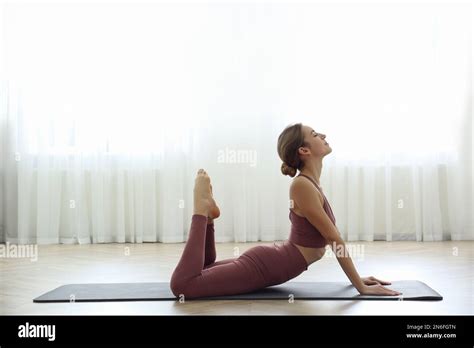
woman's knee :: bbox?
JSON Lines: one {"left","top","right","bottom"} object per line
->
{"left": 171, "top": 274, "right": 202, "bottom": 299}
{"left": 170, "top": 274, "right": 187, "bottom": 298}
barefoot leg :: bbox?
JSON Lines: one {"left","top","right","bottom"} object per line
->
{"left": 171, "top": 169, "right": 212, "bottom": 286}
{"left": 205, "top": 184, "right": 220, "bottom": 265}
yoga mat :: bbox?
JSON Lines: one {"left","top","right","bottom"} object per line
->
{"left": 33, "top": 280, "right": 442, "bottom": 302}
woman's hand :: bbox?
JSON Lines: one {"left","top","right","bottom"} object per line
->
{"left": 358, "top": 277, "right": 402, "bottom": 296}
{"left": 359, "top": 284, "right": 401, "bottom": 296}
{"left": 361, "top": 276, "right": 392, "bottom": 286}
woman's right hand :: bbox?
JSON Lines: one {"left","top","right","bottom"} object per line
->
{"left": 359, "top": 284, "right": 402, "bottom": 296}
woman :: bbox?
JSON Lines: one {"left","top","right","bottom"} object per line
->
{"left": 170, "top": 123, "right": 401, "bottom": 299}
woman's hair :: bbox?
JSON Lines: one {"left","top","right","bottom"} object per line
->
{"left": 277, "top": 123, "right": 308, "bottom": 177}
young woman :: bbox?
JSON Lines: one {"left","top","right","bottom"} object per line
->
{"left": 170, "top": 123, "right": 401, "bottom": 299}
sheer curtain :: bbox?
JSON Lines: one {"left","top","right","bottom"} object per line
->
{"left": 0, "top": 1, "right": 472, "bottom": 245}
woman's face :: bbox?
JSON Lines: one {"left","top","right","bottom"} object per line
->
{"left": 301, "top": 125, "right": 332, "bottom": 157}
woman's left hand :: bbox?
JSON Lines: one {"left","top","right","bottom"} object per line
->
{"left": 361, "top": 276, "right": 392, "bottom": 286}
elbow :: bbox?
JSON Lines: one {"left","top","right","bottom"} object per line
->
{"left": 325, "top": 234, "right": 343, "bottom": 246}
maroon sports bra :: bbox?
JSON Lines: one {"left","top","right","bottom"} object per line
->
{"left": 289, "top": 174, "right": 337, "bottom": 248}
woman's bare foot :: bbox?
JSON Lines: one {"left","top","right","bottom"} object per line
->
{"left": 208, "top": 184, "right": 220, "bottom": 220}
{"left": 193, "top": 169, "right": 212, "bottom": 217}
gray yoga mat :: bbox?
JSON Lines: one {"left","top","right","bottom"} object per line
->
{"left": 33, "top": 280, "right": 442, "bottom": 302}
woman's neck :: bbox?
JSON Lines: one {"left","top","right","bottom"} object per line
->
{"left": 300, "top": 160, "right": 323, "bottom": 186}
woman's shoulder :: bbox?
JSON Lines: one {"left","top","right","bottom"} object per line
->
{"left": 290, "top": 176, "right": 325, "bottom": 206}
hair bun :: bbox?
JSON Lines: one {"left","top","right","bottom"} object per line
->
{"left": 281, "top": 162, "right": 297, "bottom": 177}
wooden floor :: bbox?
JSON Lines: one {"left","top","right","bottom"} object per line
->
{"left": 0, "top": 240, "right": 472, "bottom": 315}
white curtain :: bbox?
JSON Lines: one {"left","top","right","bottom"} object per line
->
{"left": 0, "top": 1, "right": 472, "bottom": 245}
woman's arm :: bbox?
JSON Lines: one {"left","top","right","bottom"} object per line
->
{"left": 327, "top": 235, "right": 365, "bottom": 292}
{"left": 291, "top": 178, "right": 399, "bottom": 296}
{"left": 329, "top": 236, "right": 401, "bottom": 295}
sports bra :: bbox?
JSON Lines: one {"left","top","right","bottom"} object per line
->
{"left": 289, "top": 174, "right": 337, "bottom": 248}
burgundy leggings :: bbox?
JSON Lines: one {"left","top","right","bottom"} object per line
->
{"left": 170, "top": 214, "right": 308, "bottom": 299}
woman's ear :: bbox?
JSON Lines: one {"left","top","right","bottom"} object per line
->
{"left": 298, "top": 146, "right": 310, "bottom": 156}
